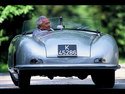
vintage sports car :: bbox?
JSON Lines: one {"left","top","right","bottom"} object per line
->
{"left": 8, "top": 17, "right": 120, "bottom": 88}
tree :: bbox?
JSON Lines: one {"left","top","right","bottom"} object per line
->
{"left": 0, "top": 5, "right": 33, "bottom": 64}
{"left": 83, "top": 5, "right": 125, "bottom": 57}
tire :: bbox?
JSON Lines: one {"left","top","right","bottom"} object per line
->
{"left": 18, "top": 71, "right": 31, "bottom": 89}
{"left": 9, "top": 71, "right": 19, "bottom": 86}
{"left": 91, "top": 70, "right": 115, "bottom": 88}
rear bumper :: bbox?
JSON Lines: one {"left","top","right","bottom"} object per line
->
{"left": 15, "top": 64, "right": 120, "bottom": 70}
{"left": 13, "top": 64, "right": 120, "bottom": 76}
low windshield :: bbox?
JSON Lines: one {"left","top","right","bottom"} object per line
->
{"left": 22, "top": 17, "right": 101, "bottom": 34}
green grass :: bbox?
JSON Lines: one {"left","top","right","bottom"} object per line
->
{"left": 0, "top": 58, "right": 125, "bottom": 73}
{"left": 0, "top": 63, "right": 8, "bottom": 73}
{"left": 119, "top": 58, "right": 125, "bottom": 64}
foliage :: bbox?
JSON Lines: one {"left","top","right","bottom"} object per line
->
{"left": 0, "top": 5, "right": 33, "bottom": 23}
{"left": 0, "top": 63, "right": 8, "bottom": 73}
{"left": 0, "top": 5, "right": 34, "bottom": 64}
{"left": 0, "top": 29, "right": 8, "bottom": 45}
{"left": 0, "top": 5, "right": 33, "bottom": 44}
{"left": 119, "top": 58, "right": 125, "bottom": 64}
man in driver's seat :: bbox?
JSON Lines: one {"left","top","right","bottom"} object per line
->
{"left": 33, "top": 16, "right": 54, "bottom": 37}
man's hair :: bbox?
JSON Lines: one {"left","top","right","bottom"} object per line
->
{"left": 36, "top": 16, "right": 47, "bottom": 28}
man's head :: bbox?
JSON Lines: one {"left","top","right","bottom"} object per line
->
{"left": 36, "top": 16, "right": 50, "bottom": 30}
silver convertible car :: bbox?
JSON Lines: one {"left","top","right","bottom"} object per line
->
{"left": 8, "top": 17, "right": 120, "bottom": 88}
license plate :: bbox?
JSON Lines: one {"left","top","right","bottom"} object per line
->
{"left": 58, "top": 45, "right": 77, "bottom": 57}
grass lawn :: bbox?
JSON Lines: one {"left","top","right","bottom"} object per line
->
{"left": 119, "top": 58, "right": 125, "bottom": 64}
{"left": 0, "top": 58, "right": 125, "bottom": 73}
{"left": 0, "top": 63, "right": 8, "bottom": 73}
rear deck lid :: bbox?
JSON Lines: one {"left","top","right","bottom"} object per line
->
{"left": 39, "top": 30, "right": 97, "bottom": 57}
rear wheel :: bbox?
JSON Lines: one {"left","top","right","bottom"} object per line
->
{"left": 9, "top": 71, "right": 18, "bottom": 86}
{"left": 91, "top": 70, "right": 115, "bottom": 88}
{"left": 18, "top": 71, "right": 31, "bottom": 89}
